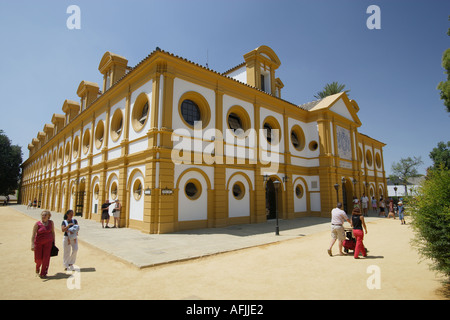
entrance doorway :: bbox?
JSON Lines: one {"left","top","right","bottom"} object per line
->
{"left": 342, "top": 182, "right": 348, "bottom": 214}
{"left": 342, "top": 179, "right": 354, "bottom": 214}
{"left": 265, "top": 177, "right": 282, "bottom": 220}
{"left": 75, "top": 180, "right": 85, "bottom": 217}
{"left": 266, "top": 179, "right": 276, "bottom": 219}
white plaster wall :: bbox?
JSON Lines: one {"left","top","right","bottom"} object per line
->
{"left": 72, "top": 129, "right": 80, "bottom": 162}
{"left": 227, "top": 174, "right": 250, "bottom": 218}
{"left": 302, "top": 175, "right": 320, "bottom": 192}
{"left": 260, "top": 107, "right": 284, "bottom": 154}
{"left": 310, "top": 192, "right": 321, "bottom": 212}
{"left": 177, "top": 169, "right": 208, "bottom": 221}
{"left": 293, "top": 178, "right": 307, "bottom": 212}
{"left": 64, "top": 136, "right": 72, "bottom": 165}
{"left": 129, "top": 138, "right": 148, "bottom": 155}
{"left": 129, "top": 79, "right": 152, "bottom": 143}
{"left": 128, "top": 168, "right": 144, "bottom": 221}
{"left": 94, "top": 112, "right": 106, "bottom": 153}
{"left": 174, "top": 164, "right": 214, "bottom": 190}
{"left": 329, "top": 98, "right": 353, "bottom": 121}
{"left": 108, "top": 98, "right": 126, "bottom": 149}
{"left": 225, "top": 65, "right": 247, "bottom": 84}
{"left": 80, "top": 158, "right": 88, "bottom": 169}
{"left": 172, "top": 77, "right": 216, "bottom": 132}
{"left": 358, "top": 142, "right": 365, "bottom": 169}
{"left": 81, "top": 123, "right": 91, "bottom": 160}
{"left": 225, "top": 168, "right": 255, "bottom": 190}
{"left": 90, "top": 175, "right": 100, "bottom": 214}
{"left": 226, "top": 169, "right": 253, "bottom": 218}
{"left": 108, "top": 147, "right": 121, "bottom": 160}
{"left": 223, "top": 94, "right": 256, "bottom": 162}
{"left": 92, "top": 153, "right": 102, "bottom": 166}
{"left": 106, "top": 170, "right": 119, "bottom": 216}
{"left": 288, "top": 117, "right": 320, "bottom": 159}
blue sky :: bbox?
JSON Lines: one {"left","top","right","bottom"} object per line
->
{"left": 0, "top": 0, "right": 449, "bottom": 175}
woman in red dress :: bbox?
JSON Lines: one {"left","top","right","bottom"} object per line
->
{"left": 31, "top": 211, "right": 55, "bottom": 278}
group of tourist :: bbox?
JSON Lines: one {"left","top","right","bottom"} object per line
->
{"left": 328, "top": 197, "right": 406, "bottom": 258}
{"left": 27, "top": 198, "right": 38, "bottom": 209}
{"left": 30, "top": 198, "right": 122, "bottom": 279}
{"left": 30, "top": 210, "right": 79, "bottom": 279}
{"left": 328, "top": 202, "right": 367, "bottom": 259}
{"left": 351, "top": 193, "right": 405, "bottom": 222}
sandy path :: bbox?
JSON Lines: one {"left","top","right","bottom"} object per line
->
{"left": 0, "top": 207, "right": 447, "bottom": 300}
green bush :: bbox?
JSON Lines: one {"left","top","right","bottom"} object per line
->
{"left": 409, "top": 167, "right": 450, "bottom": 279}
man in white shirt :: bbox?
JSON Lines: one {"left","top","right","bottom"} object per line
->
{"left": 361, "top": 193, "right": 369, "bottom": 217}
{"left": 328, "top": 202, "right": 351, "bottom": 256}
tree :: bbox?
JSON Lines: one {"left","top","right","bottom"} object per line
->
{"left": 429, "top": 141, "right": 450, "bottom": 170}
{"left": 390, "top": 156, "right": 423, "bottom": 195}
{"left": 437, "top": 16, "right": 450, "bottom": 113}
{"left": 409, "top": 166, "right": 450, "bottom": 279}
{"left": 314, "top": 82, "right": 350, "bottom": 99}
{"left": 0, "top": 130, "right": 22, "bottom": 196}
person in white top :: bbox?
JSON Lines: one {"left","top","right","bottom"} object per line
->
{"left": 328, "top": 203, "right": 352, "bottom": 256}
{"left": 361, "top": 193, "right": 369, "bottom": 217}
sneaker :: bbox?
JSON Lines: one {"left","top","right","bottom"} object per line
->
{"left": 105, "top": 226, "right": 110, "bottom": 228}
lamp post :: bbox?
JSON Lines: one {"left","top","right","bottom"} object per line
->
{"left": 273, "top": 180, "right": 281, "bottom": 236}
{"left": 352, "top": 178, "right": 357, "bottom": 197}
{"left": 334, "top": 183, "right": 340, "bottom": 203}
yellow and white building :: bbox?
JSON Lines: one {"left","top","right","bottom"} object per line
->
{"left": 20, "top": 45, "right": 387, "bottom": 234}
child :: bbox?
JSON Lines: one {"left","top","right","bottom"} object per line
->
{"left": 397, "top": 201, "right": 406, "bottom": 225}
{"left": 66, "top": 224, "right": 80, "bottom": 244}
{"left": 371, "top": 196, "right": 377, "bottom": 213}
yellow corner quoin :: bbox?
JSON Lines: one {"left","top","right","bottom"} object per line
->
{"left": 20, "top": 45, "right": 387, "bottom": 234}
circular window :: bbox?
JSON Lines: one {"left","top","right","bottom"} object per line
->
{"left": 295, "top": 184, "right": 304, "bottom": 199}
{"left": 110, "top": 109, "right": 123, "bottom": 142}
{"left": 309, "top": 141, "right": 318, "bottom": 151}
{"left": 132, "top": 93, "right": 150, "bottom": 132}
{"left": 375, "top": 153, "right": 381, "bottom": 168}
{"left": 185, "top": 179, "right": 202, "bottom": 200}
{"left": 178, "top": 92, "right": 211, "bottom": 129}
{"left": 366, "top": 149, "right": 373, "bottom": 166}
{"left": 58, "top": 147, "right": 63, "bottom": 165}
{"left": 73, "top": 136, "right": 79, "bottom": 159}
{"left": 181, "top": 99, "right": 201, "bottom": 126}
{"left": 110, "top": 181, "right": 118, "bottom": 200}
{"left": 226, "top": 106, "right": 251, "bottom": 137}
{"left": 291, "top": 125, "right": 305, "bottom": 151}
{"left": 232, "top": 181, "right": 245, "bottom": 200}
{"left": 358, "top": 148, "right": 363, "bottom": 163}
{"left": 83, "top": 130, "right": 90, "bottom": 155}
{"left": 65, "top": 142, "right": 71, "bottom": 163}
{"left": 262, "top": 116, "right": 281, "bottom": 145}
{"left": 133, "top": 179, "right": 143, "bottom": 201}
{"left": 95, "top": 120, "right": 104, "bottom": 149}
